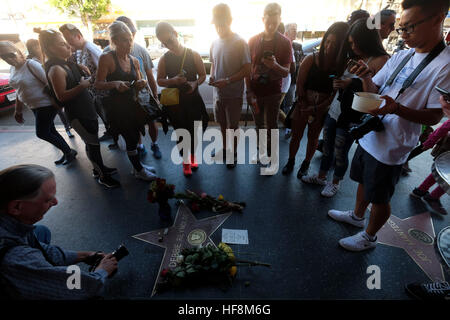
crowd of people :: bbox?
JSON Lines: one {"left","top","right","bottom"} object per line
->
{"left": 0, "top": 0, "right": 449, "bottom": 299}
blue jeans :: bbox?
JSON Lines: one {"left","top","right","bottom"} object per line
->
{"left": 319, "top": 114, "right": 354, "bottom": 181}
{"left": 33, "top": 225, "right": 51, "bottom": 245}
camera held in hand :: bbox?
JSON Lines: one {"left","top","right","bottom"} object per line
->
{"left": 349, "top": 114, "right": 385, "bottom": 140}
{"left": 257, "top": 73, "right": 270, "bottom": 85}
{"left": 88, "top": 244, "right": 129, "bottom": 274}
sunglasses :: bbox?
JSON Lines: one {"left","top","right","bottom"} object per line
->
{"left": 0, "top": 52, "right": 17, "bottom": 60}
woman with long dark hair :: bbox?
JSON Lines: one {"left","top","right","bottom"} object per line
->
{"left": 155, "top": 21, "right": 208, "bottom": 177}
{"left": 26, "top": 37, "right": 74, "bottom": 139}
{"left": 95, "top": 21, "right": 157, "bottom": 181}
{"left": 302, "top": 19, "right": 389, "bottom": 197}
{"left": 0, "top": 41, "right": 75, "bottom": 166}
{"left": 41, "top": 29, "right": 120, "bottom": 188}
{"left": 282, "top": 22, "right": 349, "bottom": 178}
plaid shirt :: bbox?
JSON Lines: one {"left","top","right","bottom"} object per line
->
{"left": 0, "top": 214, "right": 108, "bottom": 299}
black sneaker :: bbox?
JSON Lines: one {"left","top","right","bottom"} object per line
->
{"left": 405, "top": 281, "right": 450, "bottom": 300}
{"left": 282, "top": 159, "right": 295, "bottom": 175}
{"left": 62, "top": 149, "right": 78, "bottom": 165}
{"left": 297, "top": 160, "right": 310, "bottom": 179}
{"left": 98, "top": 175, "right": 121, "bottom": 189}
{"left": 54, "top": 154, "right": 66, "bottom": 165}
{"left": 93, "top": 167, "right": 118, "bottom": 178}
{"left": 422, "top": 194, "right": 448, "bottom": 215}
{"left": 410, "top": 187, "right": 429, "bottom": 199}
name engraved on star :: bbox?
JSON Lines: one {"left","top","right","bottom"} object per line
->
{"left": 387, "top": 219, "right": 415, "bottom": 247}
{"left": 388, "top": 219, "right": 433, "bottom": 264}
{"left": 169, "top": 215, "right": 189, "bottom": 268}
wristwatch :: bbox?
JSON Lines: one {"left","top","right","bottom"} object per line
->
{"left": 226, "top": 77, "right": 231, "bottom": 85}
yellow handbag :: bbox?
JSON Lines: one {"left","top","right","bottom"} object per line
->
{"left": 160, "top": 48, "right": 187, "bottom": 106}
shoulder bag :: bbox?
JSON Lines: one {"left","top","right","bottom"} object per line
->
{"left": 160, "top": 48, "right": 187, "bottom": 106}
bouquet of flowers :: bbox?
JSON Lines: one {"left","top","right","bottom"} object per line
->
{"left": 174, "top": 190, "right": 246, "bottom": 213}
{"left": 157, "top": 242, "right": 270, "bottom": 292}
{"left": 147, "top": 178, "right": 176, "bottom": 203}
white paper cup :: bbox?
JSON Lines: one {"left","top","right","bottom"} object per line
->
{"left": 351, "top": 92, "right": 383, "bottom": 113}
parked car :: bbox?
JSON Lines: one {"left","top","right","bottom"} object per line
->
{"left": 301, "top": 38, "right": 322, "bottom": 55}
{"left": 0, "top": 73, "right": 16, "bottom": 110}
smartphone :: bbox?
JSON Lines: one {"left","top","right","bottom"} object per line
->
{"left": 129, "top": 80, "right": 136, "bottom": 88}
{"left": 263, "top": 51, "right": 274, "bottom": 59}
{"left": 435, "top": 86, "right": 450, "bottom": 101}
{"left": 347, "top": 59, "right": 359, "bottom": 70}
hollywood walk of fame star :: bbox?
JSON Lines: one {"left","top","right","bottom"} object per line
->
{"left": 377, "top": 212, "right": 445, "bottom": 282}
{"left": 132, "top": 202, "right": 232, "bottom": 296}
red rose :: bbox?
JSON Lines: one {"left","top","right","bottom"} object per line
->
{"left": 191, "top": 202, "right": 200, "bottom": 212}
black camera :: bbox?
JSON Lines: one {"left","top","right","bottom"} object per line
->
{"left": 258, "top": 73, "right": 270, "bottom": 85}
{"left": 349, "top": 114, "right": 385, "bottom": 140}
{"left": 88, "top": 244, "right": 129, "bottom": 273}
{"left": 263, "top": 51, "right": 274, "bottom": 59}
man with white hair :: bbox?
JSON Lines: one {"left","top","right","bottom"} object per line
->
{"left": 0, "top": 164, "right": 118, "bottom": 299}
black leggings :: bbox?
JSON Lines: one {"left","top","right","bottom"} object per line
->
{"left": 71, "top": 118, "right": 108, "bottom": 177}
{"left": 122, "top": 129, "right": 142, "bottom": 172}
{"left": 32, "top": 106, "right": 71, "bottom": 155}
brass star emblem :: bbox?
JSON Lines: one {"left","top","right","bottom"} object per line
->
{"left": 133, "top": 202, "right": 232, "bottom": 296}
{"left": 377, "top": 212, "right": 445, "bottom": 282}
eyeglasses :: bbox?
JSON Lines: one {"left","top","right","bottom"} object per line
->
{"left": 396, "top": 16, "right": 433, "bottom": 35}
{"left": 0, "top": 52, "right": 17, "bottom": 60}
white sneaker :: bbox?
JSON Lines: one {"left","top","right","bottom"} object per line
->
{"left": 339, "top": 231, "right": 377, "bottom": 252}
{"left": 328, "top": 209, "right": 365, "bottom": 228}
{"left": 321, "top": 183, "right": 340, "bottom": 197}
{"left": 141, "top": 164, "right": 156, "bottom": 173}
{"left": 131, "top": 164, "right": 156, "bottom": 175}
{"left": 134, "top": 167, "right": 157, "bottom": 181}
{"left": 301, "top": 174, "right": 327, "bottom": 186}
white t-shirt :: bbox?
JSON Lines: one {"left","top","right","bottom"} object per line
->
{"left": 9, "top": 59, "right": 52, "bottom": 109}
{"left": 359, "top": 47, "right": 450, "bottom": 165}
{"left": 281, "top": 49, "right": 295, "bottom": 93}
